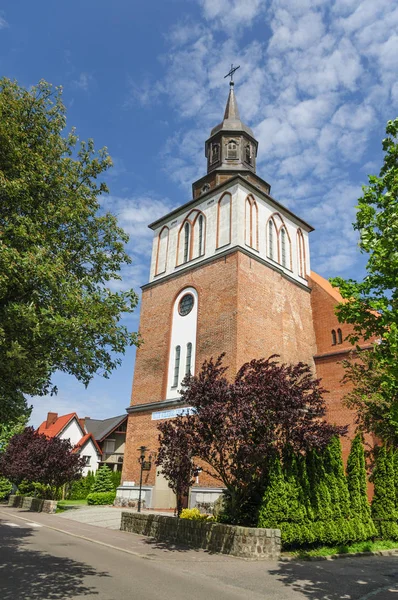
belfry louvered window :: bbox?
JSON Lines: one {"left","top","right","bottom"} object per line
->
{"left": 173, "top": 346, "right": 181, "bottom": 387}
{"left": 198, "top": 215, "right": 204, "bottom": 256}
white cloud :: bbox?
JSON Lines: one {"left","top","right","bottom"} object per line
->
{"left": 72, "top": 72, "right": 94, "bottom": 92}
{"left": 199, "top": 0, "right": 266, "bottom": 32}
{"left": 0, "top": 14, "right": 8, "bottom": 29}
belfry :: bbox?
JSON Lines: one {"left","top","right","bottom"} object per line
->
{"left": 120, "top": 77, "right": 360, "bottom": 510}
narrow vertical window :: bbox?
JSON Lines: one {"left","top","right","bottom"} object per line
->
{"left": 184, "top": 222, "right": 190, "bottom": 263}
{"left": 281, "top": 228, "right": 286, "bottom": 267}
{"left": 268, "top": 220, "right": 273, "bottom": 260}
{"left": 173, "top": 346, "right": 181, "bottom": 387}
{"left": 337, "top": 329, "right": 343, "bottom": 344}
{"left": 332, "top": 330, "right": 336, "bottom": 345}
{"left": 198, "top": 215, "right": 204, "bottom": 256}
{"left": 186, "top": 342, "right": 192, "bottom": 376}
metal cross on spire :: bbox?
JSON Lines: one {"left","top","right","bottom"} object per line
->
{"left": 224, "top": 64, "right": 240, "bottom": 84}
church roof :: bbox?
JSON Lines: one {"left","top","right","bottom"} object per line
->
{"left": 210, "top": 83, "right": 255, "bottom": 139}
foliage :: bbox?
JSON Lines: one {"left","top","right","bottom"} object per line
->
{"left": 0, "top": 413, "right": 29, "bottom": 453}
{"left": 156, "top": 420, "right": 199, "bottom": 516}
{"left": 292, "top": 539, "right": 398, "bottom": 559}
{"left": 180, "top": 508, "right": 214, "bottom": 521}
{"left": 259, "top": 436, "right": 376, "bottom": 548}
{"left": 331, "top": 118, "right": 398, "bottom": 445}
{"left": 371, "top": 446, "right": 398, "bottom": 539}
{"left": 15, "top": 480, "right": 61, "bottom": 500}
{"left": 158, "top": 354, "right": 346, "bottom": 525}
{"left": 92, "top": 465, "right": 115, "bottom": 493}
{"left": 346, "top": 434, "right": 377, "bottom": 540}
{"left": 0, "top": 427, "right": 85, "bottom": 497}
{"left": 86, "top": 491, "right": 116, "bottom": 505}
{"left": 66, "top": 471, "right": 95, "bottom": 500}
{"left": 0, "top": 77, "right": 140, "bottom": 424}
{"left": 111, "top": 470, "right": 122, "bottom": 490}
{"left": 0, "top": 476, "right": 12, "bottom": 501}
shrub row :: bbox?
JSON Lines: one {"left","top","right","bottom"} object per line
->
{"left": 87, "top": 491, "right": 116, "bottom": 505}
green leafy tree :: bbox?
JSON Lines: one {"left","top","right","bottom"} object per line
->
{"left": 92, "top": 465, "right": 114, "bottom": 493}
{"left": 346, "top": 434, "right": 376, "bottom": 540}
{"left": 0, "top": 78, "right": 139, "bottom": 423}
{"left": 371, "top": 446, "right": 398, "bottom": 539}
{"left": 331, "top": 118, "right": 398, "bottom": 444}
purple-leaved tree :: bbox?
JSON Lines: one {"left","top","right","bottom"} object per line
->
{"left": 157, "top": 354, "right": 347, "bottom": 524}
{"left": 0, "top": 427, "right": 85, "bottom": 498}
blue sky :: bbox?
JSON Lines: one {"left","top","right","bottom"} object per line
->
{"left": 1, "top": 0, "right": 397, "bottom": 426}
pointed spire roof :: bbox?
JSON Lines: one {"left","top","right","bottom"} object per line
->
{"left": 210, "top": 82, "right": 255, "bottom": 139}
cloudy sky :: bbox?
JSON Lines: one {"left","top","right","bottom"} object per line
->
{"left": 1, "top": 0, "right": 396, "bottom": 426}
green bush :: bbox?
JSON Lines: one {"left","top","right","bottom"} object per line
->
{"left": 346, "top": 434, "right": 377, "bottom": 540}
{"left": 16, "top": 481, "right": 60, "bottom": 499}
{"left": 92, "top": 466, "right": 114, "bottom": 493}
{"left": 180, "top": 508, "right": 214, "bottom": 521}
{"left": 86, "top": 491, "right": 116, "bottom": 505}
{"left": 66, "top": 471, "right": 96, "bottom": 500}
{"left": 371, "top": 446, "right": 398, "bottom": 539}
{"left": 0, "top": 477, "right": 12, "bottom": 501}
{"left": 111, "top": 470, "right": 122, "bottom": 490}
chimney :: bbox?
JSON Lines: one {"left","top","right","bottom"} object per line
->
{"left": 79, "top": 418, "right": 86, "bottom": 431}
{"left": 46, "top": 412, "right": 58, "bottom": 428}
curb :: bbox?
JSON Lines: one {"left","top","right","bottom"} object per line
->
{"left": 0, "top": 509, "right": 154, "bottom": 561}
{"left": 281, "top": 548, "right": 398, "bottom": 562}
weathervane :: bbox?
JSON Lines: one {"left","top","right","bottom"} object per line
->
{"left": 224, "top": 64, "right": 240, "bottom": 85}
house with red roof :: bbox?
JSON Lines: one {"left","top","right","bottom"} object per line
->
{"left": 38, "top": 412, "right": 101, "bottom": 475}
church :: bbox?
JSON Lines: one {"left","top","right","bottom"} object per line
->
{"left": 119, "top": 75, "right": 367, "bottom": 510}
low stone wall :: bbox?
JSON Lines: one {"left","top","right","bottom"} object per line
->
{"left": 8, "top": 495, "right": 57, "bottom": 514}
{"left": 120, "top": 512, "right": 281, "bottom": 560}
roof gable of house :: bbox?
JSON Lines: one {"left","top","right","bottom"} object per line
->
{"left": 37, "top": 413, "right": 84, "bottom": 438}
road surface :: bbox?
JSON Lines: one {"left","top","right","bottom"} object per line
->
{"left": 1, "top": 509, "right": 398, "bottom": 599}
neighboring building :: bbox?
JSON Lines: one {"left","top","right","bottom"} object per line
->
{"left": 37, "top": 412, "right": 101, "bottom": 476}
{"left": 85, "top": 415, "right": 128, "bottom": 472}
{"left": 120, "top": 78, "right": 373, "bottom": 510}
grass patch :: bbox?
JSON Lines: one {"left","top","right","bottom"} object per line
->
{"left": 289, "top": 540, "right": 398, "bottom": 558}
{"left": 57, "top": 499, "right": 88, "bottom": 506}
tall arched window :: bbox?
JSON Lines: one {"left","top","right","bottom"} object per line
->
{"left": 183, "top": 222, "right": 190, "bottom": 263}
{"left": 173, "top": 346, "right": 181, "bottom": 388}
{"left": 337, "top": 329, "right": 343, "bottom": 344}
{"left": 332, "top": 330, "right": 337, "bottom": 345}
{"left": 217, "top": 193, "right": 231, "bottom": 248}
{"left": 268, "top": 220, "right": 274, "bottom": 260}
{"left": 297, "top": 229, "right": 306, "bottom": 277}
{"left": 155, "top": 226, "right": 169, "bottom": 275}
{"left": 198, "top": 215, "right": 204, "bottom": 256}
{"left": 245, "top": 196, "right": 258, "bottom": 249}
{"left": 281, "top": 228, "right": 287, "bottom": 267}
{"left": 185, "top": 342, "right": 192, "bottom": 376}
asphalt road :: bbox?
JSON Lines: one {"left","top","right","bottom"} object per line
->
{"left": 1, "top": 511, "right": 398, "bottom": 600}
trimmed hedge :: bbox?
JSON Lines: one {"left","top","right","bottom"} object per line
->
{"left": 86, "top": 491, "right": 116, "bottom": 505}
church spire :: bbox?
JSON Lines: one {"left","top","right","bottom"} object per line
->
{"left": 205, "top": 70, "right": 258, "bottom": 176}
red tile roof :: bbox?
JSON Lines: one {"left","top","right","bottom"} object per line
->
{"left": 37, "top": 413, "right": 79, "bottom": 438}
{"left": 73, "top": 433, "right": 102, "bottom": 455}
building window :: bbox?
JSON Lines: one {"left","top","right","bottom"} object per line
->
{"left": 183, "top": 222, "right": 190, "bottom": 263}
{"left": 173, "top": 346, "right": 181, "bottom": 388}
{"left": 211, "top": 143, "right": 219, "bottom": 163}
{"left": 268, "top": 220, "right": 274, "bottom": 260}
{"left": 179, "top": 293, "right": 194, "bottom": 316}
{"left": 281, "top": 228, "right": 287, "bottom": 267}
{"left": 104, "top": 439, "right": 115, "bottom": 454}
{"left": 332, "top": 330, "right": 337, "bottom": 345}
{"left": 245, "top": 144, "right": 252, "bottom": 164}
{"left": 337, "top": 328, "right": 343, "bottom": 344}
{"left": 227, "top": 140, "right": 238, "bottom": 159}
{"left": 198, "top": 215, "right": 204, "bottom": 256}
{"left": 82, "top": 456, "right": 90, "bottom": 466}
{"left": 186, "top": 342, "right": 192, "bottom": 376}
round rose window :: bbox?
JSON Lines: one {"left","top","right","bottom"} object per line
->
{"left": 178, "top": 293, "right": 194, "bottom": 316}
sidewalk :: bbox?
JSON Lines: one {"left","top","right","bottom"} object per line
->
{"left": 56, "top": 504, "right": 174, "bottom": 530}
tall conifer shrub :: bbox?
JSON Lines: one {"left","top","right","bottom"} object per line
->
{"left": 346, "top": 434, "right": 376, "bottom": 540}
{"left": 371, "top": 446, "right": 398, "bottom": 539}
{"left": 92, "top": 465, "right": 114, "bottom": 493}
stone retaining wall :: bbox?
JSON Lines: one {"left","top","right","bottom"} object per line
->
{"left": 8, "top": 495, "right": 57, "bottom": 514}
{"left": 120, "top": 512, "right": 281, "bottom": 560}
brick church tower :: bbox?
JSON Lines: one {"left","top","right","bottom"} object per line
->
{"left": 120, "top": 79, "right": 361, "bottom": 509}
